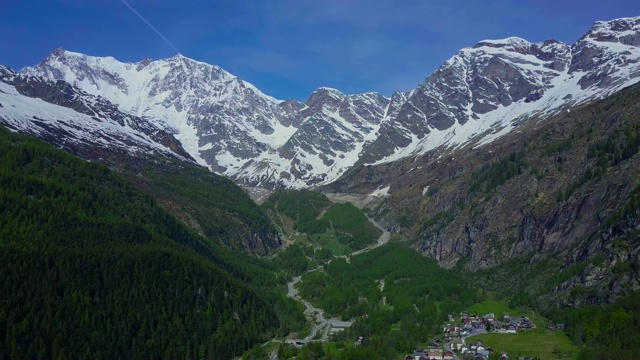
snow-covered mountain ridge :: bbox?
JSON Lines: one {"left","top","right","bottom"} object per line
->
{"left": 19, "top": 49, "right": 392, "bottom": 187}
{"left": 361, "top": 16, "right": 640, "bottom": 165}
{"left": 4, "top": 16, "right": 640, "bottom": 188}
{"left": 0, "top": 65, "right": 193, "bottom": 163}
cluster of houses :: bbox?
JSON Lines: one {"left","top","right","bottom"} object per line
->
{"left": 405, "top": 347, "right": 455, "bottom": 360}
{"left": 405, "top": 311, "right": 541, "bottom": 360}
{"left": 405, "top": 337, "right": 509, "bottom": 360}
{"left": 461, "top": 340, "right": 507, "bottom": 359}
{"left": 459, "top": 312, "right": 537, "bottom": 333}
{"left": 546, "top": 323, "right": 565, "bottom": 331}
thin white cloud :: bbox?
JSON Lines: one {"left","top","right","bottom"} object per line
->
{"left": 118, "top": 0, "right": 181, "bottom": 54}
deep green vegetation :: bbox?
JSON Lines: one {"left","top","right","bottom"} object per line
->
{"left": 262, "top": 189, "right": 332, "bottom": 233}
{"left": 463, "top": 299, "right": 579, "bottom": 359}
{"left": 322, "top": 202, "right": 382, "bottom": 251}
{"left": 472, "top": 257, "right": 640, "bottom": 359}
{"left": 122, "top": 155, "right": 280, "bottom": 254}
{"left": 544, "top": 291, "right": 640, "bottom": 360}
{"left": 558, "top": 121, "right": 640, "bottom": 202}
{"left": 270, "top": 243, "right": 314, "bottom": 276}
{"left": 471, "top": 332, "right": 578, "bottom": 360}
{"left": 262, "top": 190, "right": 380, "bottom": 253}
{"left": 587, "top": 121, "right": 640, "bottom": 169}
{"left": 255, "top": 244, "right": 482, "bottom": 359}
{"left": 468, "top": 150, "right": 528, "bottom": 195}
{"left": 295, "top": 243, "right": 481, "bottom": 358}
{"left": 0, "top": 127, "right": 302, "bottom": 359}
{"left": 472, "top": 255, "right": 593, "bottom": 308}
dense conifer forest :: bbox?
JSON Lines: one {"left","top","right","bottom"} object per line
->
{"left": 0, "top": 127, "right": 300, "bottom": 359}
{"left": 1, "top": 123, "right": 638, "bottom": 360}
{"left": 120, "top": 155, "right": 282, "bottom": 255}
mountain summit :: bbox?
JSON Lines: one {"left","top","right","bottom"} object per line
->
{"left": 5, "top": 16, "right": 640, "bottom": 188}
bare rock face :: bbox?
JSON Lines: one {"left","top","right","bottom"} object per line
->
{"left": 357, "top": 91, "right": 410, "bottom": 164}
{"left": 229, "top": 87, "right": 390, "bottom": 187}
{"left": 279, "top": 88, "right": 389, "bottom": 164}
{"left": 276, "top": 99, "right": 306, "bottom": 127}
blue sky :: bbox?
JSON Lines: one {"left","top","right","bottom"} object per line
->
{"left": 1, "top": 1, "right": 639, "bottom": 101}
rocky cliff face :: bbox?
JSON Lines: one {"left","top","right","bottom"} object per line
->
{"left": 361, "top": 37, "right": 572, "bottom": 163}
{"left": 334, "top": 82, "right": 640, "bottom": 302}
{"left": 571, "top": 16, "right": 640, "bottom": 90}
{"left": 231, "top": 87, "right": 390, "bottom": 187}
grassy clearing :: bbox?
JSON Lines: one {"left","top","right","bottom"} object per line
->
{"left": 323, "top": 340, "right": 353, "bottom": 355}
{"left": 307, "top": 232, "right": 349, "bottom": 256}
{"left": 466, "top": 298, "right": 518, "bottom": 318}
{"left": 264, "top": 190, "right": 380, "bottom": 255}
{"left": 465, "top": 298, "right": 551, "bottom": 328}
{"left": 470, "top": 332, "right": 579, "bottom": 359}
{"left": 260, "top": 341, "right": 282, "bottom": 352}
{"left": 390, "top": 321, "right": 402, "bottom": 331}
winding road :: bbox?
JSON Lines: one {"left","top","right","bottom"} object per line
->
{"left": 284, "top": 217, "right": 390, "bottom": 343}
{"left": 286, "top": 273, "right": 332, "bottom": 342}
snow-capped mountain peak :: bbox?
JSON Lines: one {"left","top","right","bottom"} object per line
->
{"left": 587, "top": 16, "right": 640, "bottom": 44}
{"left": 361, "top": 17, "right": 640, "bottom": 166}
{"left": 19, "top": 50, "right": 393, "bottom": 187}
{"left": 474, "top": 36, "right": 531, "bottom": 49}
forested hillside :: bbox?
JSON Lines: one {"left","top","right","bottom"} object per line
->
{"left": 0, "top": 127, "right": 300, "bottom": 359}
{"left": 544, "top": 291, "right": 640, "bottom": 360}
{"left": 280, "top": 243, "right": 481, "bottom": 359}
{"left": 262, "top": 190, "right": 381, "bottom": 254}
{"left": 120, "top": 156, "right": 282, "bottom": 255}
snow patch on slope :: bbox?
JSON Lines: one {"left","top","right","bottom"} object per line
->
{"left": 0, "top": 82, "right": 176, "bottom": 157}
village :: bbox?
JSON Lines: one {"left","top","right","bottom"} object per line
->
{"left": 404, "top": 311, "right": 564, "bottom": 360}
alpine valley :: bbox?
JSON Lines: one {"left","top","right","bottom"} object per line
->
{"left": 2, "top": 14, "right": 640, "bottom": 360}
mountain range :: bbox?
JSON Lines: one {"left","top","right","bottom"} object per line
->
{"left": 2, "top": 13, "right": 640, "bottom": 359}
{"left": 2, "top": 16, "right": 639, "bottom": 189}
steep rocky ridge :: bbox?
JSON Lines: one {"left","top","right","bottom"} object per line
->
{"left": 329, "top": 82, "right": 640, "bottom": 303}
{"left": 21, "top": 73, "right": 190, "bottom": 158}
{"left": 20, "top": 51, "right": 390, "bottom": 188}
{"left": 233, "top": 88, "right": 390, "bottom": 187}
